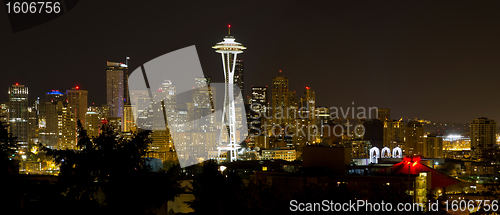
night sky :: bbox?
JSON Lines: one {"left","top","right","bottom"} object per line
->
{"left": 1, "top": 0, "right": 500, "bottom": 123}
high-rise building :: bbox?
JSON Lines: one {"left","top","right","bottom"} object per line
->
{"left": 405, "top": 121, "right": 424, "bottom": 156}
{"left": 296, "top": 87, "right": 317, "bottom": 148}
{"left": 85, "top": 105, "right": 110, "bottom": 138}
{"left": 234, "top": 59, "right": 244, "bottom": 96}
{"left": 0, "top": 103, "right": 8, "bottom": 123}
{"left": 470, "top": 117, "right": 497, "bottom": 161}
{"left": 423, "top": 134, "right": 443, "bottom": 158}
{"left": 41, "top": 90, "right": 65, "bottom": 148}
{"left": 45, "top": 100, "right": 76, "bottom": 149}
{"left": 66, "top": 87, "right": 88, "bottom": 125}
{"left": 212, "top": 25, "right": 246, "bottom": 162}
{"left": 123, "top": 104, "right": 135, "bottom": 132}
{"left": 383, "top": 119, "right": 405, "bottom": 149}
{"left": 8, "top": 84, "right": 29, "bottom": 151}
{"left": 85, "top": 111, "right": 100, "bottom": 138}
{"left": 27, "top": 104, "right": 38, "bottom": 143}
{"left": 249, "top": 86, "right": 267, "bottom": 136}
{"left": 250, "top": 86, "right": 268, "bottom": 115}
{"left": 106, "top": 61, "right": 128, "bottom": 122}
{"left": 299, "top": 87, "right": 315, "bottom": 125}
{"left": 58, "top": 101, "right": 76, "bottom": 149}
{"left": 192, "top": 79, "right": 216, "bottom": 132}
{"left": 377, "top": 108, "right": 390, "bottom": 121}
{"left": 272, "top": 70, "right": 289, "bottom": 125}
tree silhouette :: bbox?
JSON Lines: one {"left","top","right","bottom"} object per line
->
{"left": 0, "top": 121, "right": 18, "bottom": 166}
{"left": 0, "top": 120, "right": 21, "bottom": 214}
{"left": 44, "top": 120, "right": 183, "bottom": 214}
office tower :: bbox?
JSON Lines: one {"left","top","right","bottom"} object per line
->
{"left": 377, "top": 108, "right": 390, "bottom": 121}
{"left": 156, "top": 80, "right": 176, "bottom": 128}
{"left": 174, "top": 110, "right": 188, "bottom": 132}
{"left": 212, "top": 25, "right": 246, "bottom": 162}
{"left": 0, "top": 103, "right": 9, "bottom": 123}
{"left": 58, "top": 101, "right": 76, "bottom": 149}
{"left": 123, "top": 104, "right": 135, "bottom": 132}
{"left": 299, "top": 87, "right": 315, "bottom": 125}
{"left": 423, "top": 134, "right": 443, "bottom": 158}
{"left": 234, "top": 59, "right": 244, "bottom": 96}
{"left": 383, "top": 119, "right": 405, "bottom": 149}
{"left": 315, "top": 106, "right": 329, "bottom": 130}
{"left": 249, "top": 86, "right": 267, "bottom": 136}
{"left": 85, "top": 105, "right": 110, "bottom": 137}
{"left": 66, "top": 87, "right": 88, "bottom": 125}
{"left": 250, "top": 86, "right": 268, "bottom": 116}
{"left": 470, "top": 117, "right": 497, "bottom": 161}
{"left": 45, "top": 99, "right": 75, "bottom": 149}
{"left": 272, "top": 70, "right": 289, "bottom": 125}
{"left": 85, "top": 111, "right": 100, "bottom": 138}
{"left": 8, "top": 84, "right": 29, "bottom": 151}
{"left": 192, "top": 79, "right": 216, "bottom": 132}
{"left": 27, "top": 105, "right": 38, "bottom": 143}
{"left": 149, "top": 130, "right": 172, "bottom": 162}
{"left": 87, "top": 105, "right": 110, "bottom": 121}
{"left": 106, "top": 61, "right": 128, "bottom": 121}
{"left": 405, "top": 121, "right": 424, "bottom": 156}
{"left": 41, "top": 90, "right": 65, "bottom": 148}
{"left": 296, "top": 87, "right": 317, "bottom": 147}
{"left": 288, "top": 91, "right": 298, "bottom": 124}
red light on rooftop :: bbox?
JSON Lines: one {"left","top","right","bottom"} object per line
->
{"left": 75, "top": 86, "right": 80, "bottom": 89}
{"left": 15, "top": 83, "right": 19, "bottom": 86}
{"left": 279, "top": 70, "right": 282, "bottom": 73}
{"left": 306, "top": 86, "right": 310, "bottom": 90}
{"left": 228, "top": 24, "right": 231, "bottom": 28}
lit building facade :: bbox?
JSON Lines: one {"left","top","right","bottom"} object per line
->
{"left": 383, "top": 120, "right": 405, "bottom": 150}
{"left": 8, "top": 84, "right": 29, "bottom": 151}
{"left": 106, "top": 61, "right": 128, "bottom": 122}
{"left": 66, "top": 87, "right": 88, "bottom": 125}
{"left": 261, "top": 147, "right": 296, "bottom": 162}
{"left": 423, "top": 134, "right": 443, "bottom": 158}
{"left": 405, "top": 121, "right": 424, "bottom": 156}
{"left": 470, "top": 117, "right": 496, "bottom": 161}
{"left": 271, "top": 71, "right": 289, "bottom": 125}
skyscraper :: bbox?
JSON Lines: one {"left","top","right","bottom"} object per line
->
{"left": 405, "top": 121, "right": 424, "bottom": 156}
{"left": 470, "top": 117, "right": 497, "bottom": 161}
{"left": 8, "top": 83, "right": 29, "bottom": 151}
{"left": 106, "top": 61, "right": 128, "bottom": 121}
{"left": 383, "top": 119, "right": 405, "bottom": 149}
{"left": 66, "top": 87, "right": 88, "bottom": 125}
{"left": 377, "top": 108, "right": 391, "bottom": 121}
{"left": 193, "top": 78, "right": 216, "bottom": 132}
{"left": 423, "top": 134, "right": 443, "bottom": 158}
{"left": 212, "top": 25, "right": 246, "bottom": 162}
{"left": 234, "top": 59, "right": 244, "bottom": 96}
{"left": 0, "top": 103, "right": 8, "bottom": 123}
{"left": 85, "top": 111, "right": 100, "bottom": 138}
{"left": 250, "top": 86, "right": 268, "bottom": 116}
{"left": 272, "top": 70, "right": 289, "bottom": 125}
{"left": 42, "top": 90, "right": 66, "bottom": 148}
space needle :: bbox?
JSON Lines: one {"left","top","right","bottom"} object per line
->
{"left": 213, "top": 25, "right": 246, "bottom": 162}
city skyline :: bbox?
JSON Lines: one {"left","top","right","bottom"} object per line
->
{"left": 3, "top": 2, "right": 500, "bottom": 214}
{"left": 2, "top": 1, "right": 500, "bottom": 124}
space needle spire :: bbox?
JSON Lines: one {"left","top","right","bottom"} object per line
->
{"left": 212, "top": 25, "right": 246, "bottom": 162}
